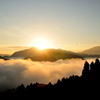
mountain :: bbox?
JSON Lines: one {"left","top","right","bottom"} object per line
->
{"left": 81, "top": 46, "right": 100, "bottom": 55}
{"left": 11, "top": 47, "right": 46, "bottom": 57}
{"left": 0, "top": 56, "right": 8, "bottom": 60}
{"left": 25, "top": 51, "right": 83, "bottom": 61}
{"left": 11, "top": 47, "right": 83, "bottom": 61}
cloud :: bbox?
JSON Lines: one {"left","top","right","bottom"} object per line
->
{"left": 0, "top": 58, "right": 96, "bottom": 92}
{"left": 5, "top": 46, "right": 29, "bottom": 49}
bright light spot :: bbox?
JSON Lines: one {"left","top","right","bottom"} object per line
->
{"left": 34, "top": 38, "right": 49, "bottom": 50}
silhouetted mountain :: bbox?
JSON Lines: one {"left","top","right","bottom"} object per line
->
{"left": 81, "top": 46, "right": 100, "bottom": 55}
{"left": 0, "top": 56, "right": 8, "bottom": 60}
{"left": 11, "top": 47, "right": 44, "bottom": 57}
{"left": 11, "top": 47, "right": 83, "bottom": 61}
{"left": 25, "top": 51, "right": 83, "bottom": 61}
{"left": 1, "top": 58, "right": 100, "bottom": 99}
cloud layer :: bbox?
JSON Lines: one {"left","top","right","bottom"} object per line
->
{"left": 0, "top": 58, "right": 96, "bottom": 92}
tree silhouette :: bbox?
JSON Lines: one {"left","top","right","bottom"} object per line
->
{"left": 90, "top": 61, "right": 95, "bottom": 75}
{"left": 82, "top": 61, "right": 89, "bottom": 76}
{"left": 17, "top": 84, "right": 25, "bottom": 93}
{"left": 1, "top": 59, "right": 100, "bottom": 99}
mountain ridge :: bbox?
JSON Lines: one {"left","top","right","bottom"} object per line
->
{"left": 25, "top": 51, "right": 83, "bottom": 61}
{"left": 8, "top": 46, "right": 100, "bottom": 59}
{"left": 0, "top": 56, "right": 8, "bottom": 60}
{"left": 81, "top": 46, "right": 100, "bottom": 55}
{"left": 11, "top": 47, "right": 83, "bottom": 61}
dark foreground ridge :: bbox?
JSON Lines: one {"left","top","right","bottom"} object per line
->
{"left": 1, "top": 59, "right": 100, "bottom": 99}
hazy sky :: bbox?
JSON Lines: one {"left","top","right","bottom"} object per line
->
{"left": 0, "top": 0, "right": 100, "bottom": 54}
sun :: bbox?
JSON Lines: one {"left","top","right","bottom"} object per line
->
{"left": 34, "top": 38, "right": 48, "bottom": 50}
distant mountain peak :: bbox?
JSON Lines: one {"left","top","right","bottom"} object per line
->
{"left": 89, "top": 46, "right": 100, "bottom": 49}
{"left": 81, "top": 46, "right": 100, "bottom": 55}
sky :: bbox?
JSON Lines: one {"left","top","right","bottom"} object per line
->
{"left": 0, "top": 0, "right": 100, "bottom": 54}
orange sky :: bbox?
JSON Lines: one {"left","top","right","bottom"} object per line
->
{"left": 0, "top": 0, "right": 100, "bottom": 54}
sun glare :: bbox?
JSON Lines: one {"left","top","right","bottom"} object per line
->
{"left": 34, "top": 38, "right": 48, "bottom": 50}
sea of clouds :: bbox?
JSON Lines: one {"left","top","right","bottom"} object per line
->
{"left": 0, "top": 58, "right": 97, "bottom": 92}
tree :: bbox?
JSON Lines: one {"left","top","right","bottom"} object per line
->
{"left": 95, "top": 58, "right": 100, "bottom": 71}
{"left": 90, "top": 61, "right": 95, "bottom": 75}
{"left": 82, "top": 61, "right": 89, "bottom": 76}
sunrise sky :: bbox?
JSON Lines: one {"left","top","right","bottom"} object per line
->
{"left": 0, "top": 0, "right": 100, "bottom": 54}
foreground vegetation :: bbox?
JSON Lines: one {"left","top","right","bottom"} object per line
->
{"left": 1, "top": 59, "right": 100, "bottom": 99}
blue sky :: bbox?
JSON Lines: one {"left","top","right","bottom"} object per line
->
{"left": 0, "top": 0, "right": 100, "bottom": 54}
